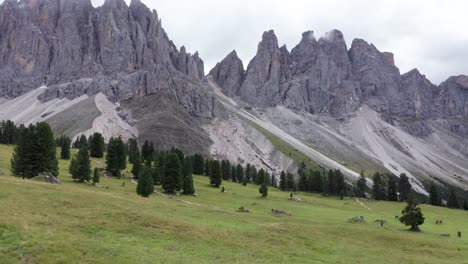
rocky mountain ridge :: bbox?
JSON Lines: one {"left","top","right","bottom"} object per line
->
{"left": 210, "top": 29, "right": 468, "bottom": 138}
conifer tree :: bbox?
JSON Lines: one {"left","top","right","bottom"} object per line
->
{"left": 105, "top": 137, "right": 127, "bottom": 177}
{"left": 12, "top": 123, "right": 58, "bottom": 178}
{"left": 70, "top": 147, "right": 91, "bottom": 182}
{"left": 209, "top": 160, "right": 222, "bottom": 187}
{"left": 127, "top": 138, "right": 140, "bottom": 164}
{"left": 192, "top": 153, "right": 205, "bottom": 175}
{"left": 373, "top": 173, "right": 387, "bottom": 200}
{"left": 204, "top": 159, "right": 211, "bottom": 176}
{"left": 298, "top": 171, "right": 308, "bottom": 191}
{"left": 356, "top": 171, "right": 367, "bottom": 198}
{"left": 429, "top": 183, "right": 441, "bottom": 206}
{"left": 387, "top": 176, "right": 398, "bottom": 201}
{"left": 259, "top": 181, "right": 268, "bottom": 197}
{"left": 156, "top": 152, "right": 166, "bottom": 183}
{"left": 398, "top": 173, "right": 412, "bottom": 201}
{"left": 447, "top": 188, "right": 459, "bottom": 209}
{"left": 312, "top": 170, "right": 324, "bottom": 193}
{"left": 399, "top": 195, "right": 425, "bottom": 231}
{"left": 251, "top": 165, "right": 258, "bottom": 184}
{"left": 231, "top": 165, "right": 237, "bottom": 182}
{"left": 182, "top": 156, "right": 195, "bottom": 195}
{"left": 279, "top": 171, "right": 287, "bottom": 191}
{"left": 463, "top": 200, "right": 468, "bottom": 211}
{"left": 136, "top": 167, "right": 154, "bottom": 198}
{"left": 131, "top": 153, "right": 142, "bottom": 179}
{"left": 286, "top": 172, "right": 295, "bottom": 191}
{"left": 161, "top": 152, "right": 182, "bottom": 193}
{"left": 60, "top": 136, "right": 71, "bottom": 160}
{"left": 236, "top": 164, "right": 244, "bottom": 183}
{"left": 245, "top": 163, "right": 252, "bottom": 182}
{"left": 93, "top": 167, "right": 100, "bottom": 184}
{"left": 89, "top": 132, "right": 105, "bottom": 158}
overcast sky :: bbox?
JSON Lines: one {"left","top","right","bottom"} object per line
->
{"left": 5, "top": 0, "right": 468, "bottom": 84}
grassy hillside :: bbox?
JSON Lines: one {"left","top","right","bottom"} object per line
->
{"left": 0, "top": 145, "right": 467, "bottom": 263}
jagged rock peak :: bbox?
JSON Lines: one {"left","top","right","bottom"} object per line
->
{"left": 209, "top": 49, "right": 245, "bottom": 97}
{"left": 319, "top": 29, "right": 345, "bottom": 43}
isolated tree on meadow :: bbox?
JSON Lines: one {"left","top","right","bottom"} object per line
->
{"left": 70, "top": 147, "right": 91, "bottom": 182}
{"left": 399, "top": 195, "right": 425, "bottom": 231}
{"left": 161, "top": 152, "right": 182, "bottom": 193}
{"left": 136, "top": 167, "right": 154, "bottom": 198}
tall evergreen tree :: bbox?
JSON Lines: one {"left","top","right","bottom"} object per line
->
{"left": 131, "top": 153, "right": 142, "bottom": 179}
{"left": 286, "top": 173, "right": 295, "bottom": 191}
{"left": 257, "top": 168, "right": 266, "bottom": 185}
{"left": 11, "top": 124, "right": 34, "bottom": 178}
{"left": 60, "top": 136, "right": 71, "bottom": 160}
{"left": 236, "top": 164, "right": 244, "bottom": 183}
{"left": 221, "top": 160, "right": 229, "bottom": 180}
{"left": 93, "top": 167, "right": 100, "bottom": 184}
{"left": 312, "top": 170, "right": 323, "bottom": 192}
{"left": 136, "top": 167, "right": 154, "bottom": 198}
{"left": 127, "top": 138, "right": 140, "bottom": 164}
{"left": 251, "top": 165, "right": 258, "bottom": 184}
{"left": 192, "top": 153, "right": 205, "bottom": 175}
{"left": 89, "top": 132, "right": 105, "bottom": 158}
{"left": 298, "top": 171, "right": 309, "bottom": 191}
{"left": 373, "top": 173, "right": 387, "bottom": 201}
{"left": 70, "top": 147, "right": 91, "bottom": 182}
{"left": 156, "top": 152, "right": 166, "bottom": 183}
{"left": 105, "top": 137, "right": 127, "bottom": 177}
{"left": 387, "top": 176, "right": 398, "bottom": 201}
{"left": 182, "top": 156, "right": 195, "bottom": 195}
{"left": 161, "top": 153, "right": 182, "bottom": 193}
{"left": 356, "top": 171, "right": 367, "bottom": 198}
{"left": 78, "top": 134, "right": 87, "bottom": 149}
{"left": 34, "top": 122, "right": 59, "bottom": 177}
{"left": 429, "top": 183, "right": 441, "bottom": 206}
{"left": 447, "top": 188, "right": 459, "bottom": 209}
{"left": 209, "top": 160, "right": 222, "bottom": 187}
{"left": 279, "top": 171, "right": 287, "bottom": 191}
{"left": 399, "top": 195, "right": 425, "bottom": 231}
{"left": 398, "top": 173, "right": 412, "bottom": 201}
{"left": 231, "top": 165, "right": 237, "bottom": 182}
{"left": 245, "top": 163, "right": 252, "bottom": 182}
{"left": 204, "top": 159, "right": 211, "bottom": 176}
{"left": 336, "top": 170, "right": 345, "bottom": 197}
{"left": 171, "top": 148, "right": 184, "bottom": 166}
{"left": 259, "top": 181, "right": 268, "bottom": 197}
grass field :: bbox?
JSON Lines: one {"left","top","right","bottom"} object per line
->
{"left": 0, "top": 144, "right": 467, "bottom": 263}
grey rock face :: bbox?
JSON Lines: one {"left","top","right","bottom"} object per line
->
{"left": 210, "top": 29, "right": 468, "bottom": 138}
{"left": 208, "top": 50, "right": 244, "bottom": 97}
{"left": 0, "top": 0, "right": 212, "bottom": 117}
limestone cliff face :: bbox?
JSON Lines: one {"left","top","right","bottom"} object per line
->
{"left": 210, "top": 29, "right": 468, "bottom": 138}
{"left": 0, "top": 0, "right": 211, "bottom": 117}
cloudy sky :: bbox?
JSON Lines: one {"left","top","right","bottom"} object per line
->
{"left": 5, "top": 0, "right": 468, "bottom": 84}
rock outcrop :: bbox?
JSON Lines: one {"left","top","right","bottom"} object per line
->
{"left": 0, "top": 0, "right": 212, "bottom": 117}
